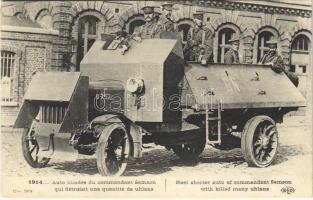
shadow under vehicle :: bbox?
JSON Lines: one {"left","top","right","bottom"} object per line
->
{"left": 14, "top": 37, "right": 306, "bottom": 176}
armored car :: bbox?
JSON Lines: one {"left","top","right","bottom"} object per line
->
{"left": 14, "top": 38, "right": 306, "bottom": 176}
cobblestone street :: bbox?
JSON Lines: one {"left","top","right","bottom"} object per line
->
{"left": 1, "top": 116, "right": 312, "bottom": 177}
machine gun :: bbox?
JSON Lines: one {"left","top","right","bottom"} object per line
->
{"left": 102, "top": 31, "right": 133, "bottom": 55}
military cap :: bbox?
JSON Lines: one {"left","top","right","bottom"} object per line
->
{"left": 161, "top": 2, "right": 174, "bottom": 11}
{"left": 142, "top": 6, "right": 155, "bottom": 14}
{"left": 229, "top": 35, "right": 240, "bottom": 43}
{"left": 193, "top": 13, "right": 204, "bottom": 20}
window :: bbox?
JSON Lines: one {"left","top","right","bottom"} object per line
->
{"left": 178, "top": 23, "right": 192, "bottom": 45}
{"left": 14, "top": 12, "right": 23, "bottom": 19}
{"left": 292, "top": 34, "right": 310, "bottom": 53}
{"left": 128, "top": 19, "right": 145, "bottom": 34}
{"left": 1, "top": 51, "right": 15, "bottom": 102}
{"left": 257, "top": 31, "right": 274, "bottom": 62}
{"left": 218, "top": 28, "right": 236, "bottom": 63}
{"left": 35, "top": 10, "right": 53, "bottom": 30}
{"left": 290, "top": 33, "right": 311, "bottom": 74}
{"left": 125, "top": 15, "right": 145, "bottom": 34}
{"left": 77, "top": 16, "right": 100, "bottom": 69}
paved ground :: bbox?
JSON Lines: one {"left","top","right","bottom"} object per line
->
{"left": 1, "top": 116, "right": 312, "bottom": 177}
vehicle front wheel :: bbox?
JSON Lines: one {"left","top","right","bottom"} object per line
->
{"left": 21, "top": 128, "right": 50, "bottom": 168}
{"left": 241, "top": 115, "right": 279, "bottom": 167}
{"left": 96, "top": 123, "right": 130, "bottom": 176}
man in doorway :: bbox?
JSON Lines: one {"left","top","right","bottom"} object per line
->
{"left": 224, "top": 35, "right": 240, "bottom": 64}
{"left": 132, "top": 6, "right": 161, "bottom": 41}
{"left": 183, "top": 13, "right": 213, "bottom": 66}
{"left": 259, "top": 39, "right": 299, "bottom": 86}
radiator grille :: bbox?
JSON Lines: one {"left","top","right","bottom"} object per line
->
{"left": 38, "top": 103, "right": 68, "bottom": 124}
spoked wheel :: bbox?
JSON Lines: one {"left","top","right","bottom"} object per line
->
{"left": 96, "top": 123, "right": 130, "bottom": 176}
{"left": 241, "top": 115, "right": 279, "bottom": 167}
{"left": 21, "top": 128, "right": 50, "bottom": 168}
{"left": 172, "top": 140, "right": 205, "bottom": 161}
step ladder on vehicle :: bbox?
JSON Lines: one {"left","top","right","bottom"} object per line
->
{"left": 205, "top": 92, "right": 223, "bottom": 145}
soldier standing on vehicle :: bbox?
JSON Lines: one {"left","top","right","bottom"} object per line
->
{"left": 159, "top": 2, "right": 176, "bottom": 32}
{"left": 224, "top": 35, "right": 240, "bottom": 64}
{"left": 259, "top": 39, "right": 299, "bottom": 86}
{"left": 183, "top": 13, "right": 214, "bottom": 65}
{"left": 132, "top": 6, "right": 161, "bottom": 41}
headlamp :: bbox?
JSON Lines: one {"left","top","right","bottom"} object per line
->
{"left": 126, "top": 77, "right": 144, "bottom": 94}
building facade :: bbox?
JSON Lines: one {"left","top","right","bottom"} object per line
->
{"left": 1, "top": 0, "right": 312, "bottom": 125}
{"left": 1, "top": 15, "right": 60, "bottom": 125}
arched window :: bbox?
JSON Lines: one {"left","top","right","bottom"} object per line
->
{"left": 292, "top": 34, "right": 310, "bottom": 53}
{"left": 178, "top": 23, "right": 192, "bottom": 45}
{"left": 177, "top": 19, "right": 193, "bottom": 47}
{"left": 14, "top": 12, "right": 23, "bottom": 19}
{"left": 252, "top": 28, "right": 279, "bottom": 64}
{"left": 1, "top": 51, "right": 15, "bottom": 102}
{"left": 125, "top": 15, "right": 145, "bottom": 34}
{"left": 129, "top": 19, "right": 145, "bottom": 34}
{"left": 77, "top": 15, "right": 100, "bottom": 67}
{"left": 290, "top": 33, "right": 311, "bottom": 74}
{"left": 35, "top": 9, "right": 53, "bottom": 29}
{"left": 217, "top": 27, "right": 236, "bottom": 63}
{"left": 290, "top": 32, "right": 311, "bottom": 97}
{"left": 257, "top": 31, "right": 274, "bottom": 62}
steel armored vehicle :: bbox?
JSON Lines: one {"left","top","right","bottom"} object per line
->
{"left": 14, "top": 37, "right": 306, "bottom": 176}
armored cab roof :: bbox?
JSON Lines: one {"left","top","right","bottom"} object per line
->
{"left": 81, "top": 39, "right": 183, "bottom": 65}
{"left": 80, "top": 38, "right": 185, "bottom": 122}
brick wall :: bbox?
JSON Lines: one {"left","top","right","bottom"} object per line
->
{"left": 1, "top": 1, "right": 311, "bottom": 67}
{"left": 0, "top": 30, "right": 60, "bottom": 126}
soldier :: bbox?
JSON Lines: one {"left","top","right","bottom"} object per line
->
{"left": 259, "top": 39, "right": 299, "bottom": 86}
{"left": 159, "top": 2, "right": 176, "bottom": 32}
{"left": 132, "top": 6, "right": 161, "bottom": 41}
{"left": 183, "top": 13, "right": 214, "bottom": 65}
{"left": 259, "top": 39, "right": 284, "bottom": 72}
{"left": 224, "top": 35, "right": 240, "bottom": 64}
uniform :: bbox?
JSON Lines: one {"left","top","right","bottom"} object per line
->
{"left": 132, "top": 6, "right": 162, "bottom": 39}
{"left": 224, "top": 34, "right": 240, "bottom": 64}
{"left": 183, "top": 27, "right": 214, "bottom": 63}
{"left": 159, "top": 2, "right": 176, "bottom": 32}
{"left": 224, "top": 49, "right": 239, "bottom": 64}
{"left": 260, "top": 39, "right": 299, "bottom": 86}
{"left": 132, "top": 20, "right": 161, "bottom": 39}
{"left": 260, "top": 52, "right": 284, "bottom": 73}
{"left": 158, "top": 16, "right": 176, "bottom": 32}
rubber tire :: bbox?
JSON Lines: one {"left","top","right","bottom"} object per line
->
{"left": 21, "top": 128, "right": 50, "bottom": 168}
{"left": 96, "top": 123, "right": 130, "bottom": 176}
{"left": 172, "top": 140, "right": 205, "bottom": 161}
{"left": 241, "top": 115, "right": 279, "bottom": 168}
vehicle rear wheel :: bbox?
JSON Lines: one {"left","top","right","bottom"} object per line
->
{"left": 172, "top": 140, "right": 205, "bottom": 161}
{"left": 241, "top": 115, "right": 278, "bottom": 167}
{"left": 96, "top": 123, "right": 130, "bottom": 176}
{"left": 21, "top": 128, "right": 50, "bottom": 168}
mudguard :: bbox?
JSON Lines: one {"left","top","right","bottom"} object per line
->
{"left": 91, "top": 114, "right": 142, "bottom": 158}
{"left": 14, "top": 72, "right": 89, "bottom": 161}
